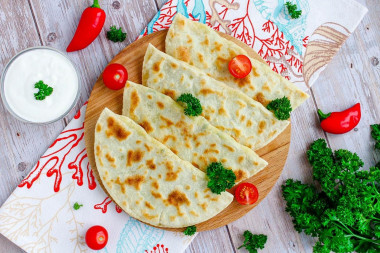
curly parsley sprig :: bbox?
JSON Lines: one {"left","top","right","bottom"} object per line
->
{"left": 238, "top": 230, "right": 267, "bottom": 253}
{"left": 177, "top": 93, "right": 202, "bottom": 116}
{"left": 266, "top": 96, "right": 292, "bottom": 120}
{"left": 206, "top": 162, "right": 236, "bottom": 194}
{"left": 371, "top": 124, "right": 380, "bottom": 150}
{"left": 184, "top": 225, "right": 196, "bottom": 236}
{"left": 282, "top": 134, "right": 380, "bottom": 253}
{"left": 285, "top": 2, "right": 302, "bottom": 19}
{"left": 34, "top": 80, "right": 53, "bottom": 101}
{"left": 106, "top": 26, "right": 127, "bottom": 43}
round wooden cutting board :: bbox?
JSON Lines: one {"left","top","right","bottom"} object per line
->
{"left": 84, "top": 30, "right": 291, "bottom": 232}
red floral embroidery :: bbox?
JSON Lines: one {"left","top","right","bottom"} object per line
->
{"left": 145, "top": 244, "right": 169, "bottom": 253}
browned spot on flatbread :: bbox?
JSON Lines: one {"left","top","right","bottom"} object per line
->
{"left": 176, "top": 46, "right": 190, "bottom": 63}
{"left": 198, "top": 202, "right": 208, "bottom": 211}
{"left": 106, "top": 117, "right": 131, "bottom": 141}
{"left": 96, "top": 124, "right": 102, "bottom": 132}
{"left": 201, "top": 37, "right": 209, "bottom": 46}
{"left": 151, "top": 191, "right": 162, "bottom": 199}
{"left": 238, "top": 156, "right": 244, "bottom": 164}
{"left": 146, "top": 159, "right": 156, "bottom": 170}
{"left": 204, "top": 148, "right": 219, "bottom": 154}
{"left": 166, "top": 190, "right": 190, "bottom": 216}
{"left": 187, "top": 35, "right": 192, "bottom": 43}
{"left": 191, "top": 162, "right": 200, "bottom": 169}
{"left": 214, "top": 42, "right": 223, "bottom": 52}
{"left": 171, "top": 63, "right": 178, "bottom": 69}
{"left": 215, "top": 56, "right": 229, "bottom": 70}
{"left": 233, "top": 129, "right": 242, "bottom": 139}
{"left": 190, "top": 210, "right": 199, "bottom": 217}
{"left": 147, "top": 94, "right": 152, "bottom": 99}
{"left": 143, "top": 212, "right": 157, "bottom": 220}
{"left": 129, "top": 90, "right": 140, "bottom": 119}
{"left": 252, "top": 66, "right": 259, "bottom": 77}
{"left": 157, "top": 101, "right": 164, "bottom": 109}
{"left": 200, "top": 88, "right": 216, "bottom": 96}
{"left": 144, "top": 144, "right": 152, "bottom": 152}
{"left": 194, "top": 192, "right": 198, "bottom": 198}
{"left": 258, "top": 121, "right": 266, "bottom": 134}
{"left": 151, "top": 180, "right": 159, "bottom": 190}
{"left": 163, "top": 89, "right": 176, "bottom": 99}
{"left": 165, "top": 161, "right": 181, "bottom": 182}
{"left": 262, "top": 83, "right": 271, "bottom": 92}
{"left": 170, "top": 148, "right": 178, "bottom": 155}
{"left": 210, "top": 143, "right": 216, "bottom": 148}
{"left": 153, "top": 58, "right": 164, "bottom": 72}
{"left": 158, "top": 73, "right": 163, "bottom": 78}
{"left": 160, "top": 115, "right": 174, "bottom": 128}
{"left": 95, "top": 145, "right": 103, "bottom": 166}
{"left": 136, "top": 140, "right": 141, "bottom": 144}
{"left": 145, "top": 201, "right": 154, "bottom": 210}
{"left": 253, "top": 92, "right": 270, "bottom": 106}
{"left": 170, "top": 216, "right": 176, "bottom": 222}
{"left": 192, "top": 175, "right": 197, "bottom": 182}
{"left": 197, "top": 53, "right": 204, "bottom": 63}
{"left": 223, "top": 144, "right": 235, "bottom": 152}
{"left": 235, "top": 76, "right": 250, "bottom": 87}
{"left": 235, "top": 169, "right": 247, "bottom": 182}
{"left": 126, "top": 149, "right": 144, "bottom": 166}
{"left": 218, "top": 107, "right": 227, "bottom": 116}
{"left": 185, "top": 185, "right": 191, "bottom": 190}
{"left": 246, "top": 120, "right": 253, "bottom": 127}
{"left": 105, "top": 153, "right": 115, "bottom": 163}
{"left": 139, "top": 121, "right": 153, "bottom": 133}
{"left": 162, "top": 135, "right": 176, "bottom": 143}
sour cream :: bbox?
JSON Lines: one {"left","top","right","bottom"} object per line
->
{"left": 1, "top": 47, "right": 80, "bottom": 123}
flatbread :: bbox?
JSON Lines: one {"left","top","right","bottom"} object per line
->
{"left": 165, "top": 14, "right": 309, "bottom": 109}
{"left": 94, "top": 108, "right": 233, "bottom": 228}
{"left": 122, "top": 81, "right": 268, "bottom": 183}
{"left": 142, "top": 44, "right": 289, "bottom": 150}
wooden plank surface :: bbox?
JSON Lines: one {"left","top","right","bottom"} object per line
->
{"left": 0, "top": 0, "right": 379, "bottom": 252}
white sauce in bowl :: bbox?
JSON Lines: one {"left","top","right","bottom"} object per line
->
{"left": 1, "top": 48, "right": 79, "bottom": 123}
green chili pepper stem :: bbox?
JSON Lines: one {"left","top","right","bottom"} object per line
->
{"left": 318, "top": 109, "right": 331, "bottom": 121}
{"left": 92, "top": 0, "right": 101, "bottom": 8}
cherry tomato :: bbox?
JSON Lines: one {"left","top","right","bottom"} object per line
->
{"left": 235, "top": 182, "right": 259, "bottom": 205}
{"left": 85, "top": 225, "right": 108, "bottom": 250}
{"left": 102, "top": 63, "right": 128, "bottom": 90}
{"left": 228, "top": 55, "right": 252, "bottom": 79}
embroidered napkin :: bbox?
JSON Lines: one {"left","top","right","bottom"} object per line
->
{"left": 0, "top": 0, "right": 367, "bottom": 252}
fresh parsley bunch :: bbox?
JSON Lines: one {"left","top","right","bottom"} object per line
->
{"left": 206, "top": 162, "right": 236, "bottom": 194}
{"left": 184, "top": 225, "right": 196, "bottom": 236}
{"left": 285, "top": 2, "right": 302, "bottom": 19}
{"left": 34, "top": 80, "right": 53, "bottom": 100}
{"left": 266, "top": 96, "right": 292, "bottom": 120}
{"left": 177, "top": 93, "right": 203, "bottom": 116}
{"left": 282, "top": 137, "right": 380, "bottom": 252}
{"left": 107, "top": 25, "right": 127, "bottom": 43}
{"left": 238, "top": 230, "right": 267, "bottom": 253}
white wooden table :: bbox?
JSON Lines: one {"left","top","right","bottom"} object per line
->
{"left": 0, "top": 0, "right": 379, "bottom": 252}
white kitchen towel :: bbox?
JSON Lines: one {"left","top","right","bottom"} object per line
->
{"left": 0, "top": 0, "right": 367, "bottom": 252}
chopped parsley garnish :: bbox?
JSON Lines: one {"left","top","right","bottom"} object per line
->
{"left": 177, "top": 93, "right": 202, "bottom": 116}
{"left": 371, "top": 124, "right": 380, "bottom": 150}
{"left": 206, "top": 162, "right": 236, "bottom": 194}
{"left": 285, "top": 2, "right": 302, "bottom": 19}
{"left": 238, "top": 230, "right": 267, "bottom": 253}
{"left": 34, "top": 80, "right": 53, "bottom": 100}
{"left": 266, "top": 96, "right": 292, "bottom": 120}
{"left": 73, "top": 202, "right": 83, "bottom": 210}
{"left": 282, "top": 136, "right": 380, "bottom": 252}
{"left": 184, "top": 225, "right": 196, "bottom": 236}
{"left": 106, "top": 25, "right": 127, "bottom": 43}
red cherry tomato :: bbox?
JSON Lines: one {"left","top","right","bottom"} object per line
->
{"left": 85, "top": 225, "right": 108, "bottom": 250}
{"left": 102, "top": 63, "right": 128, "bottom": 90}
{"left": 235, "top": 182, "right": 259, "bottom": 205}
{"left": 228, "top": 55, "right": 252, "bottom": 79}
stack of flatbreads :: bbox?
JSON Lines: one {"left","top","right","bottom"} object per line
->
{"left": 94, "top": 14, "right": 309, "bottom": 228}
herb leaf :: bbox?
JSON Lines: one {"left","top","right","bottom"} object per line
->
{"left": 107, "top": 25, "right": 127, "bottom": 43}
{"left": 34, "top": 80, "right": 53, "bottom": 101}
{"left": 238, "top": 230, "right": 267, "bottom": 253}
{"left": 177, "top": 93, "right": 202, "bottom": 116}
{"left": 371, "top": 124, "right": 380, "bottom": 150}
{"left": 206, "top": 162, "right": 236, "bottom": 194}
{"left": 184, "top": 225, "right": 196, "bottom": 236}
{"left": 285, "top": 2, "right": 302, "bottom": 19}
{"left": 282, "top": 135, "right": 380, "bottom": 253}
{"left": 73, "top": 202, "right": 83, "bottom": 210}
{"left": 266, "top": 96, "right": 292, "bottom": 120}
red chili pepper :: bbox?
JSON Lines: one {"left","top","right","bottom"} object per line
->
{"left": 66, "top": 0, "right": 106, "bottom": 52}
{"left": 318, "top": 103, "right": 361, "bottom": 134}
